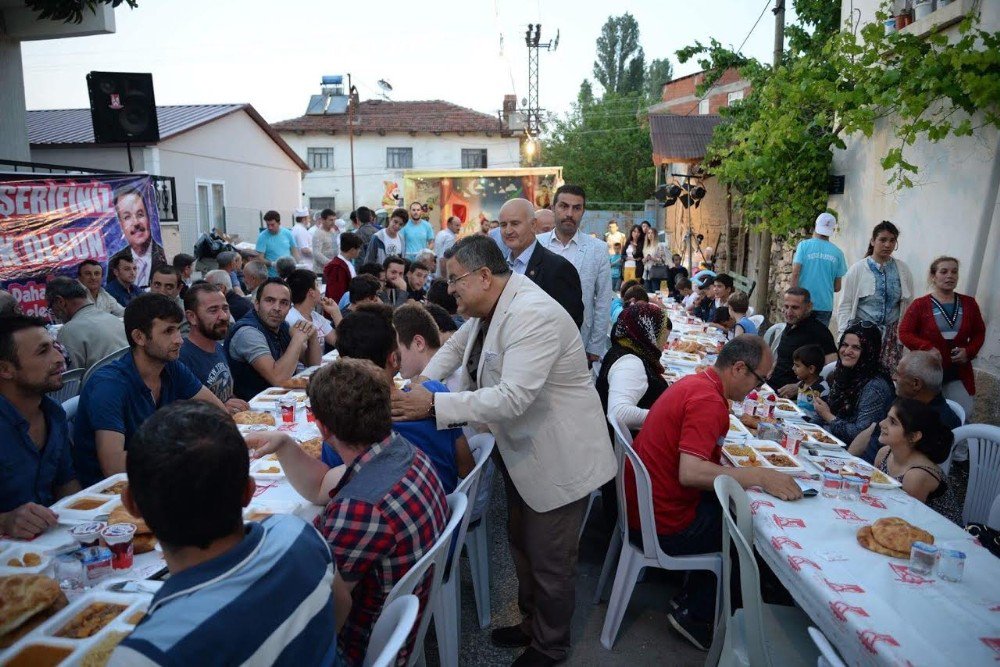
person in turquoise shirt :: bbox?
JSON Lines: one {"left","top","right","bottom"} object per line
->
{"left": 255, "top": 210, "right": 301, "bottom": 276}
{"left": 400, "top": 202, "right": 435, "bottom": 260}
{"left": 791, "top": 212, "right": 847, "bottom": 326}
{"left": 610, "top": 243, "right": 623, "bottom": 291}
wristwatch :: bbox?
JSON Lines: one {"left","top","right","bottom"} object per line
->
{"left": 427, "top": 397, "right": 436, "bottom": 419}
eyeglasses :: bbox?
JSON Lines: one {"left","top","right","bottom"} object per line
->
{"left": 446, "top": 270, "right": 477, "bottom": 287}
{"left": 746, "top": 364, "right": 768, "bottom": 389}
{"left": 847, "top": 318, "right": 877, "bottom": 329}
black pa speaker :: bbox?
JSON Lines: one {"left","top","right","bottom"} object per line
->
{"left": 86, "top": 71, "right": 160, "bottom": 144}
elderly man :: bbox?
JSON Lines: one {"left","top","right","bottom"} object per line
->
{"left": 46, "top": 277, "right": 128, "bottom": 373}
{"left": 255, "top": 210, "right": 301, "bottom": 276}
{"left": 499, "top": 198, "right": 583, "bottom": 328}
{"left": 242, "top": 259, "right": 269, "bottom": 297}
{"left": 312, "top": 208, "right": 339, "bottom": 273}
{"left": 392, "top": 235, "right": 616, "bottom": 666}
{"left": 533, "top": 208, "right": 555, "bottom": 234}
{"left": 537, "top": 185, "right": 613, "bottom": 364}
{"left": 770, "top": 287, "right": 837, "bottom": 396}
{"left": 225, "top": 278, "right": 322, "bottom": 400}
{"left": 215, "top": 250, "right": 246, "bottom": 296}
{"left": 205, "top": 269, "right": 253, "bottom": 321}
{"left": 77, "top": 259, "right": 124, "bottom": 317}
{"left": 113, "top": 186, "right": 166, "bottom": 289}
{"left": 630, "top": 335, "right": 801, "bottom": 649}
{"left": 850, "top": 349, "right": 962, "bottom": 463}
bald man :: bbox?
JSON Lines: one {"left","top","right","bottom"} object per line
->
{"left": 534, "top": 208, "right": 556, "bottom": 234}
{"left": 500, "top": 199, "right": 584, "bottom": 329}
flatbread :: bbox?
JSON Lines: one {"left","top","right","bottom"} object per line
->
{"left": 0, "top": 591, "right": 68, "bottom": 648}
{"left": 856, "top": 525, "right": 909, "bottom": 558}
{"left": 871, "top": 517, "right": 934, "bottom": 554}
{"left": 132, "top": 534, "right": 158, "bottom": 555}
{"left": 0, "top": 574, "right": 65, "bottom": 642}
{"left": 278, "top": 377, "right": 309, "bottom": 390}
{"left": 108, "top": 505, "right": 151, "bottom": 535}
{"left": 233, "top": 411, "right": 276, "bottom": 426}
{"left": 299, "top": 437, "right": 323, "bottom": 459}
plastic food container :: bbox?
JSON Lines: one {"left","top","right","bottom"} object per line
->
{"left": 70, "top": 521, "right": 106, "bottom": 549}
{"left": 101, "top": 523, "right": 136, "bottom": 570}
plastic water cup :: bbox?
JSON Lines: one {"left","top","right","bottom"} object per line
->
{"left": 821, "top": 472, "right": 842, "bottom": 499}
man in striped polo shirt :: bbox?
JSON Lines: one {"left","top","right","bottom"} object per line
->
{"left": 111, "top": 401, "right": 338, "bottom": 666}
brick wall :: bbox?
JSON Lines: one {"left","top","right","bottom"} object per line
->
{"left": 658, "top": 69, "right": 751, "bottom": 115}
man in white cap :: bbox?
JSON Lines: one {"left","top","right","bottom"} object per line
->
{"left": 291, "top": 208, "right": 313, "bottom": 262}
{"left": 790, "top": 211, "right": 848, "bottom": 326}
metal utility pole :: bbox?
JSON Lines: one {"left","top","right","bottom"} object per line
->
{"left": 347, "top": 72, "right": 357, "bottom": 213}
{"left": 523, "top": 24, "right": 559, "bottom": 138}
{"left": 753, "top": 0, "right": 784, "bottom": 316}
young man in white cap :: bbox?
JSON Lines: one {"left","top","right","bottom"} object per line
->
{"left": 790, "top": 211, "right": 848, "bottom": 326}
{"left": 291, "top": 208, "right": 313, "bottom": 262}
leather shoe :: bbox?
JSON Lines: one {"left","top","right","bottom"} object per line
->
{"left": 490, "top": 625, "right": 531, "bottom": 648}
{"left": 511, "top": 647, "right": 562, "bottom": 666}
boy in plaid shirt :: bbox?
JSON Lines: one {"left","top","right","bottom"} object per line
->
{"left": 246, "top": 359, "right": 447, "bottom": 665}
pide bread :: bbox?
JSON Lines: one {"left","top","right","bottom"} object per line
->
{"left": 0, "top": 575, "right": 67, "bottom": 647}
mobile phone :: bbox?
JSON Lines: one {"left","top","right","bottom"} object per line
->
{"left": 794, "top": 478, "right": 818, "bottom": 497}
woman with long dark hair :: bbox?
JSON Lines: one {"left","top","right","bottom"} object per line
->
{"left": 836, "top": 221, "right": 914, "bottom": 368}
{"left": 812, "top": 320, "right": 895, "bottom": 443}
{"left": 899, "top": 256, "right": 986, "bottom": 416}
{"left": 620, "top": 224, "right": 645, "bottom": 284}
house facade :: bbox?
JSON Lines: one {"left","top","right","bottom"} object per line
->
{"left": 27, "top": 104, "right": 306, "bottom": 260}
{"left": 649, "top": 68, "right": 751, "bottom": 116}
{"left": 273, "top": 84, "right": 523, "bottom": 215}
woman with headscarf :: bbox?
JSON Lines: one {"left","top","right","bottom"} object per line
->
{"left": 596, "top": 302, "right": 672, "bottom": 434}
{"left": 812, "top": 320, "right": 895, "bottom": 443}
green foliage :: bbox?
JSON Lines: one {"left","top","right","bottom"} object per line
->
{"left": 677, "top": 0, "right": 1000, "bottom": 235}
{"left": 24, "top": 0, "right": 138, "bottom": 24}
{"left": 645, "top": 58, "right": 675, "bottom": 102}
{"left": 542, "top": 93, "right": 654, "bottom": 203}
{"left": 593, "top": 13, "right": 646, "bottom": 96}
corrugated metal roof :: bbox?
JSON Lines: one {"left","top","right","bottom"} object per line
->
{"left": 27, "top": 104, "right": 244, "bottom": 145}
{"left": 649, "top": 114, "right": 723, "bottom": 164}
{"left": 26, "top": 103, "right": 308, "bottom": 170}
{"left": 272, "top": 99, "right": 506, "bottom": 135}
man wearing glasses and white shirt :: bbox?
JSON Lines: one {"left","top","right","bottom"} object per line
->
{"left": 536, "top": 185, "right": 613, "bottom": 365}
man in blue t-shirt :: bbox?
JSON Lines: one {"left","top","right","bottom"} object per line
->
{"left": 400, "top": 202, "right": 435, "bottom": 261}
{"left": 74, "top": 294, "right": 227, "bottom": 486}
{"left": 791, "top": 212, "right": 848, "bottom": 326}
{"left": 0, "top": 316, "right": 80, "bottom": 539}
{"left": 255, "top": 210, "right": 301, "bottom": 277}
{"left": 323, "top": 305, "right": 472, "bottom": 492}
{"left": 112, "top": 401, "right": 338, "bottom": 666}
{"left": 179, "top": 283, "right": 249, "bottom": 414}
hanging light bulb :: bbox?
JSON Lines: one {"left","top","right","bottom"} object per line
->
{"left": 524, "top": 136, "right": 537, "bottom": 158}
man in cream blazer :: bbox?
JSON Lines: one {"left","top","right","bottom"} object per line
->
{"left": 392, "top": 235, "right": 616, "bottom": 666}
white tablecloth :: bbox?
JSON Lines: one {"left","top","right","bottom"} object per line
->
{"left": 748, "top": 485, "right": 1000, "bottom": 665}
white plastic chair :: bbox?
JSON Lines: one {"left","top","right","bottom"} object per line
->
{"left": 762, "top": 323, "right": 784, "bottom": 356}
{"left": 951, "top": 424, "right": 1000, "bottom": 525}
{"left": 987, "top": 494, "right": 1000, "bottom": 530}
{"left": 820, "top": 361, "right": 836, "bottom": 380}
{"left": 808, "top": 626, "right": 847, "bottom": 667}
{"left": 81, "top": 345, "right": 130, "bottom": 388}
{"left": 363, "top": 595, "right": 420, "bottom": 667}
{"left": 946, "top": 398, "right": 966, "bottom": 425}
{"left": 432, "top": 437, "right": 494, "bottom": 667}
{"left": 383, "top": 492, "right": 467, "bottom": 667}
{"left": 579, "top": 489, "right": 601, "bottom": 541}
{"left": 598, "top": 433, "right": 722, "bottom": 651}
{"left": 48, "top": 368, "right": 84, "bottom": 404}
{"left": 714, "top": 475, "right": 819, "bottom": 667}
{"left": 593, "top": 416, "right": 632, "bottom": 605}
{"left": 748, "top": 314, "right": 765, "bottom": 331}
{"left": 62, "top": 396, "right": 79, "bottom": 425}
{"left": 462, "top": 433, "right": 496, "bottom": 629}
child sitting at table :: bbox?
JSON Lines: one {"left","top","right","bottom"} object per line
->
{"left": 675, "top": 276, "right": 693, "bottom": 305}
{"left": 873, "top": 397, "right": 951, "bottom": 503}
{"left": 729, "top": 291, "right": 756, "bottom": 335}
{"left": 708, "top": 306, "right": 736, "bottom": 339}
{"left": 610, "top": 243, "right": 623, "bottom": 292}
{"left": 792, "top": 344, "right": 829, "bottom": 418}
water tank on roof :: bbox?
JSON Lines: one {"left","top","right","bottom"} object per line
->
{"left": 321, "top": 75, "right": 343, "bottom": 85}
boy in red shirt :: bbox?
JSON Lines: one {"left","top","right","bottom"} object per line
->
{"left": 625, "top": 335, "right": 802, "bottom": 650}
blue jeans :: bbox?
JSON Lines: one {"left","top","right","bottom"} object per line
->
{"left": 814, "top": 310, "right": 832, "bottom": 326}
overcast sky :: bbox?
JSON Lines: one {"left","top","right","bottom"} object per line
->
{"left": 22, "top": 0, "right": 796, "bottom": 123}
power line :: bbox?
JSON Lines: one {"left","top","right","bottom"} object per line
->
{"left": 738, "top": 0, "right": 773, "bottom": 54}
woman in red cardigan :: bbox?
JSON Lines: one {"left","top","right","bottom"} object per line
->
{"left": 899, "top": 256, "right": 986, "bottom": 417}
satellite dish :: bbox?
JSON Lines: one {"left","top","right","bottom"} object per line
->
{"left": 377, "top": 80, "right": 393, "bottom": 92}
{"left": 552, "top": 29, "right": 560, "bottom": 51}
{"left": 521, "top": 97, "right": 527, "bottom": 107}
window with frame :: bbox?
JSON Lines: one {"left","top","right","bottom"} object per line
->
{"left": 386, "top": 147, "right": 413, "bottom": 169}
{"left": 727, "top": 90, "right": 744, "bottom": 105}
{"left": 310, "top": 197, "right": 336, "bottom": 213}
{"left": 698, "top": 98, "right": 710, "bottom": 114}
{"left": 307, "top": 147, "right": 335, "bottom": 170}
{"left": 461, "top": 149, "right": 488, "bottom": 169}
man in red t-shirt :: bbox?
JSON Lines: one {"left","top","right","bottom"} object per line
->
{"left": 625, "top": 334, "right": 802, "bottom": 650}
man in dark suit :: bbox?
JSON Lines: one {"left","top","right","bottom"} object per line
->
{"left": 499, "top": 198, "right": 584, "bottom": 329}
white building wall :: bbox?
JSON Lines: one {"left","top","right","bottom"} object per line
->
{"left": 281, "top": 131, "right": 521, "bottom": 215}
{"left": 832, "top": 0, "right": 1000, "bottom": 381}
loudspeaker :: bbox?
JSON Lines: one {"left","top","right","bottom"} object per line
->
{"left": 86, "top": 71, "right": 160, "bottom": 144}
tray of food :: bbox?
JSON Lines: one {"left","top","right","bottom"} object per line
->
{"left": 1, "top": 586, "right": 149, "bottom": 665}
{"left": 298, "top": 436, "right": 324, "bottom": 460}
{"left": 772, "top": 397, "right": 806, "bottom": 419}
{"left": 722, "top": 439, "right": 807, "bottom": 473}
{"left": 794, "top": 422, "right": 846, "bottom": 449}
{"left": 0, "top": 545, "right": 51, "bottom": 576}
{"left": 85, "top": 474, "right": 129, "bottom": 498}
{"left": 243, "top": 500, "right": 302, "bottom": 523}
{"left": 250, "top": 456, "right": 285, "bottom": 479}
{"left": 661, "top": 350, "right": 703, "bottom": 367}
{"left": 800, "top": 453, "right": 902, "bottom": 489}
{"left": 49, "top": 493, "right": 119, "bottom": 524}
{"left": 727, "top": 414, "right": 751, "bottom": 439}
{"left": 232, "top": 410, "right": 276, "bottom": 427}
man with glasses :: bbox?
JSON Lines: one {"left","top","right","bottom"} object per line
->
{"left": 391, "top": 235, "right": 615, "bottom": 667}
{"left": 770, "top": 287, "right": 838, "bottom": 397}
{"left": 627, "top": 335, "right": 802, "bottom": 650}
